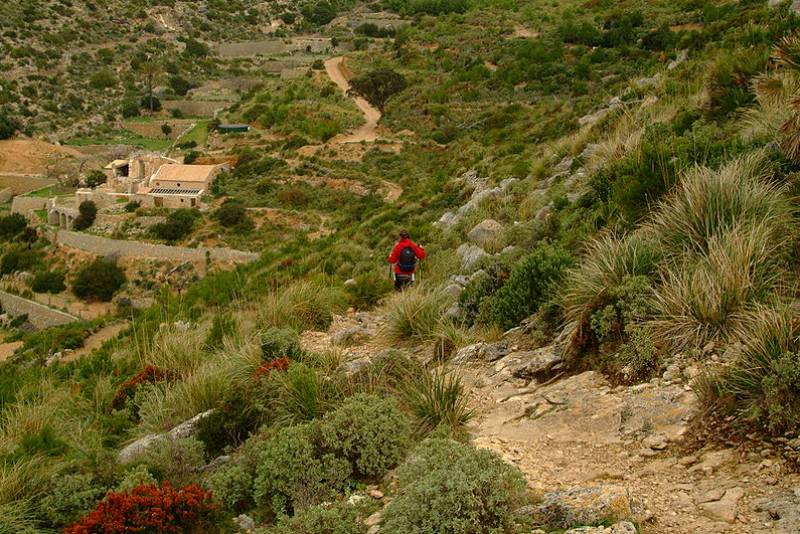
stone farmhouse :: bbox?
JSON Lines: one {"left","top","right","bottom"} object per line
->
{"left": 79, "top": 153, "right": 229, "bottom": 209}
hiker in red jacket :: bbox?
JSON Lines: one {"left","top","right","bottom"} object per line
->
{"left": 388, "top": 230, "right": 426, "bottom": 290}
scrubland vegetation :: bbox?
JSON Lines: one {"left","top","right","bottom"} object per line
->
{"left": 6, "top": 0, "right": 800, "bottom": 532}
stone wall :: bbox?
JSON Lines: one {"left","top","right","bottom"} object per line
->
{"left": 0, "top": 291, "right": 79, "bottom": 329}
{"left": 0, "top": 175, "right": 56, "bottom": 195}
{"left": 55, "top": 230, "right": 259, "bottom": 263}
{"left": 11, "top": 196, "right": 48, "bottom": 220}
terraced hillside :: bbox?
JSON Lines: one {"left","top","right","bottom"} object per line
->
{"left": 4, "top": 1, "right": 800, "bottom": 533}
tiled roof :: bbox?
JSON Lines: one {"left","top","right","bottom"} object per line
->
{"left": 151, "top": 164, "right": 219, "bottom": 183}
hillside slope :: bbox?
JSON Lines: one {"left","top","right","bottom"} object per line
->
{"left": 3, "top": 0, "right": 800, "bottom": 533}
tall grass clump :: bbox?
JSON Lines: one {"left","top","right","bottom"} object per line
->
{"left": 698, "top": 306, "right": 800, "bottom": 435}
{"left": 562, "top": 233, "right": 660, "bottom": 347}
{"left": 380, "top": 284, "right": 450, "bottom": 345}
{"left": 646, "top": 153, "right": 792, "bottom": 257}
{"left": 258, "top": 280, "right": 347, "bottom": 332}
{"left": 650, "top": 223, "right": 783, "bottom": 349}
{"left": 403, "top": 368, "right": 473, "bottom": 435}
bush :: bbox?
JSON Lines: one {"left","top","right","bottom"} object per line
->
{"left": 258, "top": 500, "right": 371, "bottom": 534}
{"left": 264, "top": 363, "right": 336, "bottom": 424}
{"left": 124, "top": 201, "right": 140, "bottom": 212}
{"left": 215, "top": 200, "right": 248, "bottom": 228}
{"left": 403, "top": 368, "right": 472, "bottom": 434}
{"left": 346, "top": 271, "right": 393, "bottom": 309}
{"left": 0, "top": 108, "right": 21, "bottom": 139}
{"left": 73, "top": 200, "right": 98, "bottom": 230}
{"left": 259, "top": 327, "right": 303, "bottom": 360}
{"left": 151, "top": 209, "right": 200, "bottom": 242}
{"left": 116, "top": 464, "right": 157, "bottom": 492}
{"left": 195, "top": 386, "right": 259, "bottom": 457}
{"left": 72, "top": 257, "right": 127, "bottom": 302}
{"left": 30, "top": 270, "right": 66, "bottom": 294}
{"left": 205, "top": 312, "right": 238, "bottom": 351}
{"left": 85, "top": 170, "right": 107, "bottom": 188}
{"left": 0, "top": 248, "right": 41, "bottom": 275}
{"left": 483, "top": 245, "right": 574, "bottom": 330}
{"left": 0, "top": 213, "right": 28, "bottom": 241}
{"left": 260, "top": 281, "right": 347, "bottom": 332}
{"left": 207, "top": 459, "right": 255, "bottom": 513}
{"left": 64, "top": 482, "right": 218, "bottom": 534}
{"left": 38, "top": 473, "right": 107, "bottom": 528}
{"left": 253, "top": 423, "right": 351, "bottom": 514}
{"left": 381, "top": 438, "right": 529, "bottom": 533}
{"left": 317, "top": 394, "right": 411, "bottom": 478}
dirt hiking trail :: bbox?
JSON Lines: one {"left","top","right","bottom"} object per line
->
{"left": 301, "top": 310, "right": 800, "bottom": 534}
{"left": 324, "top": 56, "right": 381, "bottom": 144}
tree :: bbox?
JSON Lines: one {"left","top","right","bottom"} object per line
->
{"left": 31, "top": 270, "right": 66, "bottom": 294}
{"left": 300, "top": 1, "right": 337, "bottom": 25}
{"left": 0, "top": 213, "right": 28, "bottom": 241}
{"left": 90, "top": 68, "right": 116, "bottom": 90}
{"left": 168, "top": 75, "right": 195, "bottom": 96}
{"left": 73, "top": 201, "right": 98, "bottom": 230}
{"left": 72, "top": 257, "right": 127, "bottom": 302}
{"left": 137, "top": 54, "right": 163, "bottom": 113}
{"left": 349, "top": 68, "right": 408, "bottom": 112}
{"left": 85, "top": 170, "right": 107, "bottom": 188}
{"left": 161, "top": 124, "right": 173, "bottom": 138}
{"left": 183, "top": 38, "right": 210, "bottom": 58}
{"left": 151, "top": 209, "right": 199, "bottom": 242}
{"left": 214, "top": 200, "right": 248, "bottom": 228}
{"left": 0, "top": 108, "right": 21, "bottom": 140}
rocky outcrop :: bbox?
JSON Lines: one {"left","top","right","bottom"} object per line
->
{"left": 436, "top": 171, "right": 517, "bottom": 230}
{"left": 452, "top": 341, "right": 512, "bottom": 364}
{"left": 519, "top": 485, "right": 635, "bottom": 529}
{"left": 467, "top": 219, "right": 504, "bottom": 246}
{"left": 456, "top": 243, "right": 488, "bottom": 270}
{"left": 696, "top": 487, "right": 744, "bottom": 523}
{"left": 118, "top": 409, "right": 214, "bottom": 463}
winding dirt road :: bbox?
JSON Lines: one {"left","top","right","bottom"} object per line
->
{"left": 324, "top": 56, "right": 381, "bottom": 144}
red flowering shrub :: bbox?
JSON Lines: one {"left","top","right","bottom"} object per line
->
{"left": 64, "top": 482, "right": 216, "bottom": 534}
{"left": 111, "top": 366, "right": 175, "bottom": 410}
{"left": 255, "top": 356, "right": 290, "bottom": 379}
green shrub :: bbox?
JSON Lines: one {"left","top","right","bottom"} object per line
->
{"left": 257, "top": 500, "right": 371, "bottom": 534}
{"left": 317, "top": 394, "right": 411, "bottom": 478}
{"left": 30, "top": 270, "right": 66, "bottom": 294}
{"left": 215, "top": 200, "right": 248, "bottom": 228}
{"left": 116, "top": 464, "right": 157, "bottom": 492}
{"left": 73, "top": 200, "right": 98, "bottom": 230}
{"left": 264, "top": 363, "right": 337, "bottom": 424}
{"left": 381, "top": 438, "right": 529, "bottom": 533}
{"left": 458, "top": 260, "right": 511, "bottom": 325}
{"left": 253, "top": 423, "right": 351, "bottom": 514}
{"left": 346, "top": 271, "right": 393, "bottom": 310}
{"left": 72, "top": 257, "right": 127, "bottom": 302}
{"left": 85, "top": 170, "right": 107, "bottom": 188}
{"left": 0, "top": 213, "right": 28, "bottom": 241}
{"left": 38, "top": 473, "right": 107, "bottom": 528}
{"left": 124, "top": 201, "right": 140, "bottom": 213}
{"left": 483, "top": 245, "right": 574, "bottom": 330}
{"left": 196, "top": 386, "right": 260, "bottom": 457}
{"left": 207, "top": 459, "right": 255, "bottom": 513}
{"left": 259, "top": 327, "right": 303, "bottom": 360}
{"left": 151, "top": 209, "right": 200, "bottom": 242}
{"left": 0, "top": 248, "right": 41, "bottom": 275}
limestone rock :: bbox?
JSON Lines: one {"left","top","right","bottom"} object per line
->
{"left": 168, "top": 409, "right": 214, "bottom": 440}
{"left": 668, "top": 49, "right": 689, "bottom": 70}
{"left": 754, "top": 489, "right": 800, "bottom": 532}
{"left": 564, "top": 521, "right": 637, "bottom": 534}
{"left": 118, "top": 410, "right": 214, "bottom": 462}
{"left": 504, "top": 346, "right": 563, "bottom": 381}
{"left": 337, "top": 357, "right": 371, "bottom": 376}
{"left": 436, "top": 211, "right": 457, "bottom": 228}
{"left": 452, "top": 341, "right": 511, "bottom": 364}
{"left": 332, "top": 326, "right": 370, "bottom": 346}
{"left": 467, "top": 219, "right": 504, "bottom": 246}
{"left": 518, "top": 485, "right": 634, "bottom": 529}
{"left": 456, "top": 243, "right": 488, "bottom": 271}
{"left": 698, "top": 487, "right": 743, "bottom": 523}
{"left": 365, "top": 510, "right": 382, "bottom": 527}
{"left": 443, "top": 283, "right": 463, "bottom": 299}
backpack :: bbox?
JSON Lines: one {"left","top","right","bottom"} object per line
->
{"left": 398, "top": 246, "right": 417, "bottom": 273}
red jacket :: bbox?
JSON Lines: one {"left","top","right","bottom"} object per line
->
{"left": 388, "top": 239, "right": 426, "bottom": 274}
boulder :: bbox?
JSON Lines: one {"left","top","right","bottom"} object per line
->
{"left": 565, "top": 522, "right": 637, "bottom": 534}
{"left": 234, "top": 514, "right": 256, "bottom": 533}
{"left": 467, "top": 219, "right": 504, "bottom": 246}
{"left": 332, "top": 326, "right": 370, "bottom": 346}
{"left": 504, "top": 346, "right": 563, "bottom": 381}
{"left": 753, "top": 489, "right": 800, "bottom": 532}
{"left": 456, "top": 243, "right": 488, "bottom": 271}
{"left": 436, "top": 211, "right": 457, "bottom": 228}
{"left": 668, "top": 49, "right": 688, "bottom": 70}
{"left": 118, "top": 410, "right": 214, "bottom": 463}
{"left": 518, "top": 486, "right": 635, "bottom": 529}
{"left": 337, "top": 357, "right": 371, "bottom": 375}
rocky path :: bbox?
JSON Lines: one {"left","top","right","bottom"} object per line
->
{"left": 303, "top": 311, "right": 800, "bottom": 533}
